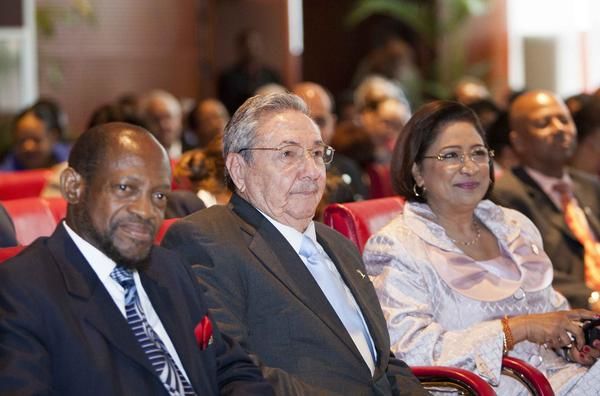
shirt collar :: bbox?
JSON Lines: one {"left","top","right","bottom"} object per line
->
{"left": 524, "top": 166, "right": 573, "bottom": 210}
{"left": 256, "top": 209, "right": 317, "bottom": 254}
{"left": 63, "top": 221, "right": 119, "bottom": 284}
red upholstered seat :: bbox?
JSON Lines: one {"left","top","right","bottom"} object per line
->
{"left": 0, "top": 169, "right": 53, "bottom": 200}
{"left": 2, "top": 197, "right": 64, "bottom": 245}
{"left": 324, "top": 197, "right": 555, "bottom": 396}
{"left": 155, "top": 218, "right": 178, "bottom": 244}
{"left": 366, "top": 163, "right": 394, "bottom": 199}
{"left": 323, "top": 196, "right": 405, "bottom": 253}
{"left": 0, "top": 245, "right": 25, "bottom": 263}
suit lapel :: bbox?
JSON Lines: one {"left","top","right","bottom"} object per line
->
{"left": 317, "top": 229, "right": 388, "bottom": 371}
{"left": 231, "top": 195, "right": 367, "bottom": 364}
{"left": 513, "top": 168, "right": 578, "bottom": 242}
{"left": 47, "top": 225, "right": 157, "bottom": 377}
{"left": 570, "top": 171, "right": 600, "bottom": 238}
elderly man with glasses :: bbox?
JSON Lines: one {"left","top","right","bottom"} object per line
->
{"left": 162, "top": 93, "right": 425, "bottom": 395}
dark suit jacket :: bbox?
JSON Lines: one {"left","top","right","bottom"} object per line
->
{"left": 0, "top": 203, "right": 17, "bottom": 247}
{"left": 0, "top": 224, "right": 273, "bottom": 396}
{"left": 162, "top": 194, "right": 425, "bottom": 396}
{"left": 491, "top": 167, "right": 600, "bottom": 308}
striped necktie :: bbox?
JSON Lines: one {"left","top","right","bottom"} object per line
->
{"left": 110, "top": 267, "right": 196, "bottom": 396}
{"left": 553, "top": 182, "right": 600, "bottom": 290}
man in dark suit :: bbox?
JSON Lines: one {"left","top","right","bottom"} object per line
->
{"left": 0, "top": 122, "right": 272, "bottom": 395}
{"left": 162, "top": 93, "right": 426, "bottom": 395}
{"left": 491, "top": 90, "right": 600, "bottom": 310}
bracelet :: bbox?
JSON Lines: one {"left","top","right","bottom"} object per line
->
{"left": 501, "top": 315, "right": 515, "bottom": 354}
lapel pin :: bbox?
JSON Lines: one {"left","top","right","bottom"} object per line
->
{"left": 531, "top": 244, "right": 539, "bottom": 255}
{"left": 356, "top": 269, "right": 366, "bottom": 279}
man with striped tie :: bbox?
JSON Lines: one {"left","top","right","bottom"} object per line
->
{"left": 0, "top": 122, "right": 273, "bottom": 395}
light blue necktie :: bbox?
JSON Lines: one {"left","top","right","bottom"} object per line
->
{"left": 299, "top": 235, "right": 376, "bottom": 370}
{"left": 110, "top": 267, "right": 196, "bottom": 396}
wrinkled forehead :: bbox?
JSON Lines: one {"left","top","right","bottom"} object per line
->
{"left": 256, "top": 110, "right": 323, "bottom": 145}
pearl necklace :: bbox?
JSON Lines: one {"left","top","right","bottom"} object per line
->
{"left": 449, "top": 221, "right": 481, "bottom": 246}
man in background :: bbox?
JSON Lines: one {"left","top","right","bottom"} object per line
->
{"left": 491, "top": 90, "right": 600, "bottom": 310}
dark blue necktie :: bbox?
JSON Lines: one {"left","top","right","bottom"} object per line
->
{"left": 110, "top": 267, "right": 196, "bottom": 396}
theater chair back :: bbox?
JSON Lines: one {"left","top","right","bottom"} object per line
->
{"left": 0, "top": 169, "right": 53, "bottom": 200}
{"left": 155, "top": 218, "right": 178, "bottom": 244}
{"left": 323, "top": 196, "right": 405, "bottom": 253}
{"left": 366, "top": 164, "right": 394, "bottom": 199}
{"left": 0, "top": 245, "right": 25, "bottom": 263}
{"left": 2, "top": 197, "right": 67, "bottom": 245}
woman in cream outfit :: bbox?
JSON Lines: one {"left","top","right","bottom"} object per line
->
{"left": 363, "top": 100, "right": 600, "bottom": 395}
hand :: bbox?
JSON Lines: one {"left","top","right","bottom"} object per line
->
{"left": 567, "top": 340, "right": 600, "bottom": 366}
{"left": 508, "top": 309, "right": 600, "bottom": 350}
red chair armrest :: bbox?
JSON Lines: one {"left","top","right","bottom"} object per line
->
{"left": 411, "top": 366, "right": 495, "bottom": 395}
{"left": 502, "top": 356, "right": 555, "bottom": 396}
{"left": 155, "top": 218, "right": 179, "bottom": 244}
{"left": 0, "top": 245, "right": 25, "bottom": 263}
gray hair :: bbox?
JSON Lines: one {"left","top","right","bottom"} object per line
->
{"left": 223, "top": 92, "right": 308, "bottom": 190}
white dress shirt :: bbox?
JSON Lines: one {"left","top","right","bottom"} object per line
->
{"left": 63, "top": 221, "right": 191, "bottom": 383}
{"left": 259, "top": 211, "right": 377, "bottom": 373}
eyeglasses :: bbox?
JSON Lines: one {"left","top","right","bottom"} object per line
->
{"left": 238, "top": 143, "right": 335, "bottom": 165}
{"left": 422, "top": 147, "right": 494, "bottom": 167}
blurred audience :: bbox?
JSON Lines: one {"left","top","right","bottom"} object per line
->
{"left": 0, "top": 103, "right": 70, "bottom": 171}
{"left": 571, "top": 95, "right": 600, "bottom": 177}
{"left": 293, "top": 81, "right": 368, "bottom": 200}
{"left": 360, "top": 97, "right": 411, "bottom": 164}
{"left": 353, "top": 33, "right": 422, "bottom": 107}
{"left": 354, "top": 74, "right": 408, "bottom": 112}
{"left": 453, "top": 77, "right": 491, "bottom": 106}
{"left": 491, "top": 90, "right": 600, "bottom": 310}
{"left": 331, "top": 120, "right": 376, "bottom": 172}
{"left": 139, "top": 90, "right": 184, "bottom": 159}
{"left": 218, "top": 28, "right": 281, "bottom": 114}
{"left": 183, "top": 98, "right": 229, "bottom": 151}
{"left": 174, "top": 137, "right": 230, "bottom": 207}
{"left": 486, "top": 111, "right": 519, "bottom": 176}
{"left": 467, "top": 98, "right": 500, "bottom": 132}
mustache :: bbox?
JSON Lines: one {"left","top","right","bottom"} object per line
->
{"left": 291, "top": 182, "right": 321, "bottom": 194}
{"left": 110, "top": 214, "right": 157, "bottom": 236}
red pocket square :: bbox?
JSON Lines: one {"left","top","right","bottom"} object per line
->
{"left": 194, "top": 315, "right": 214, "bottom": 350}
